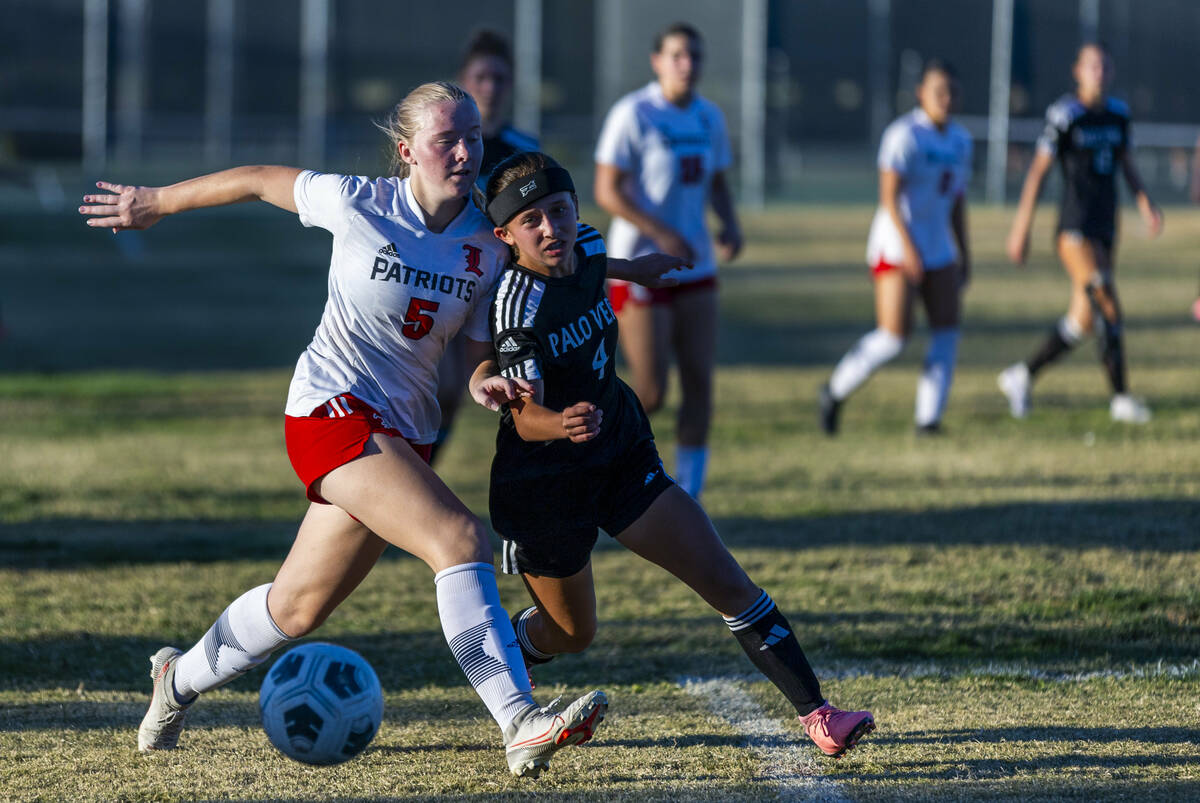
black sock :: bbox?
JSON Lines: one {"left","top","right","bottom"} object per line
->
{"left": 511, "top": 607, "right": 555, "bottom": 667}
{"left": 723, "top": 590, "right": 823, "bottom": 717}
{"left": 1098, "top": 320, "right": 1127, "bottom": 394}
{"left": 1026, "top": 323, "right": 1076, "bottom": 377}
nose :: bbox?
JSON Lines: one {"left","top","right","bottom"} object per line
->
{"left": 452, "top": 138, "right": 470, "bottom": 162}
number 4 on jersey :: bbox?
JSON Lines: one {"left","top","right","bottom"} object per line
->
{"left": 592, "top": 340, "right": 609, "bottom": 379}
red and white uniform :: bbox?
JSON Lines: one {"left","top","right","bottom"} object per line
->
{"left": 866, "top": 108, "right": 972, "bottom": 271}
{"left": 286, "top": 170, "right": 509, "bottom": 445}
{"left": 595, "top": 81, "right": 733, "bottom": 285}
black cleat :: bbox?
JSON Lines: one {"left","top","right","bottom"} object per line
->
{"left": 818, "top": 384, "right": 841, "bottom": 435}
{"left": 915, "top": 422, "right": 942, "bottom": 437}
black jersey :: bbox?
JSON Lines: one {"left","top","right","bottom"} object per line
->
{"left": 477, "top": 125, "right": 539, "bottom": 190}
{"left": 490, "top": 222, "right": 651, "bottom": 477}
{"left": 1036, "top": 94, "right": 1131, "bottom": 243}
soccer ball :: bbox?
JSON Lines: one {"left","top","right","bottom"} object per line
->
{"left": 259, "top": 642, "right": 384, "bottom": 765}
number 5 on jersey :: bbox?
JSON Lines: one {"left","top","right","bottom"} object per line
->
{"left": 402, "top": 298, "right": 439, "bottom": 340}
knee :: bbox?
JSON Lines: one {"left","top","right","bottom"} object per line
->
{"left": 268, "top": 590, "right": 329, "bottom": 638}
{"left": 548, "top": 615, "right": 597, "bottom": 654}
{"left": 431, "top": 515, "right": 492, "bottom": 570}
{"left": 637, "top": 382, "right": 666, "bottom": 414}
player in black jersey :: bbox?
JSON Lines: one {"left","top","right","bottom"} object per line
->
{"left": 468, "top": 152, "right": 875, "bottom": 759}
{"left": 1000, "top": 43, "right": 1163, "bottom": 423}
{"left": 432, "top": 31, "right": 540, "bottom": 464}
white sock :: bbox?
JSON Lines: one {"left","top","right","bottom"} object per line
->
{"left": 1058, "top": 315, "right": 1084, "bottom": 345}
{"left": 434, "top": 562, "right": 535, "bottom": 731}
{"left": 174, "top": 583, "right": 293, "bottom": 698}
{"left": 828, "top": 328, "right": 904, "bottom": 401}
{"left": 914, "top": 328, "right": 960, "bottom": 427}
{"left": 674, "top": 445, "right": 709, "bottom": 500}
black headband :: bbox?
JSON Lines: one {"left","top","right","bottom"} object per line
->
{"left": 486, "top": 167, "right": 576, "bottom": 226}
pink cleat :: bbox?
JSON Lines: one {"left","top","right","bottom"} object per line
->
{"left": 800, "top": 702, "right": 875, "bottom": 758}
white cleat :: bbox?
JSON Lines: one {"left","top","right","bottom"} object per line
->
{"left": 998, "top": 363, "right": 1032, "bottom": 419}
{"left": 1110, "top": 393, "right": 1152, "bottom": 424}
{"left": 503, "top": 690, "right": 607, "bottom": 778}
{"left": 137, "top": 646, "right": 194, "bottom": 751}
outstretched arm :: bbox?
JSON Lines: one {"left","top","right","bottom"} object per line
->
{"left": 1006, "top": 150, "right": 1054, "bottom": 265}
{"left": 1120, "top": 152, "right": 1163, "bottom": 238}
{"left": 606, "top": 253, "right": 689, "bottom": 288}
{"left": 79, "top": 165, "right": 303, "bottom": 232}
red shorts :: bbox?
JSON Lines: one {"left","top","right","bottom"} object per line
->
{"left": 870, "top": 258, "right": 903, "bottom": 277}
{"left": 284, "top": 394, "right": 432, "bottom": 504}
{"left": 607, "top": 276, "right": 718, "bottom": 314}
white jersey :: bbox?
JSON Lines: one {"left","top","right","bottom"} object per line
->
{"left": 286, "top": 170, "right": 508, "bottom": 444}
{"left": 866, "top": 109, "right": 972, "bottom": 270}
{"left": 595, "top": 81, "right": 732, "bottom": 281}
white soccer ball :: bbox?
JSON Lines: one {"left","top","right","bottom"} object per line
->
{"left": 259, "top": 642, "right": 384, "bottom": 765}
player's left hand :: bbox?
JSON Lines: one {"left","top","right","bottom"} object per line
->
{"left": 716, "top": 226, "right": 743, "bottom": 262}
{"left": 562, "top": 402, "right": 602, "bottom": 442}
{"left": 471, "top": 375, "right": 534, "bottom": 412}
{"left": 627, "top": 253, "right": 689, "bottom": 289}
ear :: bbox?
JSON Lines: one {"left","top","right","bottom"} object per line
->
{"left": 571, "top": 193, "right": 581, "bottom": 221}
{"left": 397, "top": 140, "right": 417, "bottom": 166}
{"left": 494, "top": 225, "right": 515, "bottom": 246}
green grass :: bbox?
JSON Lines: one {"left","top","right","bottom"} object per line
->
{"left": 1, "top": 202, "right": 1198, "bottom": 800}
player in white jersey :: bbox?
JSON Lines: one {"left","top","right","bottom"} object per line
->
{"left": 78, "top": 82, "right": 606, "bottom": 778}
{"left": 433, "top": 29, "right": 540, "bottom": 463}
{"left": 819, "top": 59, "right": 972, "bottom": 435}
{"left": 594, "top": 22, "right": 742, "bottom": 500}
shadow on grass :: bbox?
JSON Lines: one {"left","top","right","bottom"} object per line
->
{"left": 2, "top": 498, "right": 1196, "bottom": 571}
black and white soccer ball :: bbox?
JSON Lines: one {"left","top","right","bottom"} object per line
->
{"left": 259, "top": 642, "right": 383, "bottom": 765}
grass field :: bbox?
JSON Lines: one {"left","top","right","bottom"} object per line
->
{"left": 1, "top": 197, "right": 1198, "bottom": 801}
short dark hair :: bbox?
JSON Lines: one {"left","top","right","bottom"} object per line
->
{"left": 460, "top": 29, "right": 513, "bottom": 73}
{"left": 919, "top": 57, "right": 958, "bottom": 85}
{"left": 653, "top": 22, "right": 701, "bottom": 53}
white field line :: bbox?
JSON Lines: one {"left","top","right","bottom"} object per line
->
{"left": 816, "top": 659, "right": 1200, "bottom": 683}
{"left": 680, "top": 677, "right": 849, "bottom": 803}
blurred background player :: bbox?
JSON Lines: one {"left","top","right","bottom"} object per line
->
{"left": 819, "top": 59, "right": 972, "bottom": 435}
{"left": 594, "top": 22, "right": 742, "bottom": 501}
{"left": 432, "top": 30, "right": 539, "bottom": 463}
{"left": 999, "top": 42, "right": 1163, "bottom": 423}
{"left": 475, "top": 152, "right": 875, "bottom": 759}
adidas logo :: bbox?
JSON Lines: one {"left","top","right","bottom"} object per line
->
{"left": 498, "top": 337, "right": 520, "bottom": 353}
{"left": 377, "top": 242, "right": 399, "bottom": 257}
{"left": 759, "top": 624, "right": 790, "bottom": 651}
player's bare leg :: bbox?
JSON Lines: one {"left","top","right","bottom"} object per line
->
{"left": 616, "top": 486, "right": 874, "bottom": 756}
{"left": 671, "top": 287, "right": 718, "bottom": 498}
{"left": 822, "top": 270, "right": 910, "bottom": 434}
{"left": 615, "top": 300, "right": 670, "bottom": 415}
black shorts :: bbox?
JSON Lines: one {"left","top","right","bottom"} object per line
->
{"left": 490, "top": 436, "right": 674, "bottom": 578}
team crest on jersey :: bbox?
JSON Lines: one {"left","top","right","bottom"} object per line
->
{"left": 462, "top": 244, "right": 483, "bottom": 277}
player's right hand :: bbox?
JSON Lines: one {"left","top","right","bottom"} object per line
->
{"left": 562, "top": 402, "right": 602, "bottom": 443}
{"left": 79, "top": 181, "right": 164, "bottom": 233}
{"left": 1006, "top": 228, "right": 1030, "bottom": 266}
{"left": 653, "top": 229, "right": 696, "bottom": 263}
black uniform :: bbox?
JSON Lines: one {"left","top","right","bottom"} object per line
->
{"left": 477, "top": 125, "right": 539, "bottom": 191}
{"left": 1037, "top": 94, "right": 1132, "bottom": 248}
{"left": 489, "top": 223, "right": 674, "bottom": 578}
